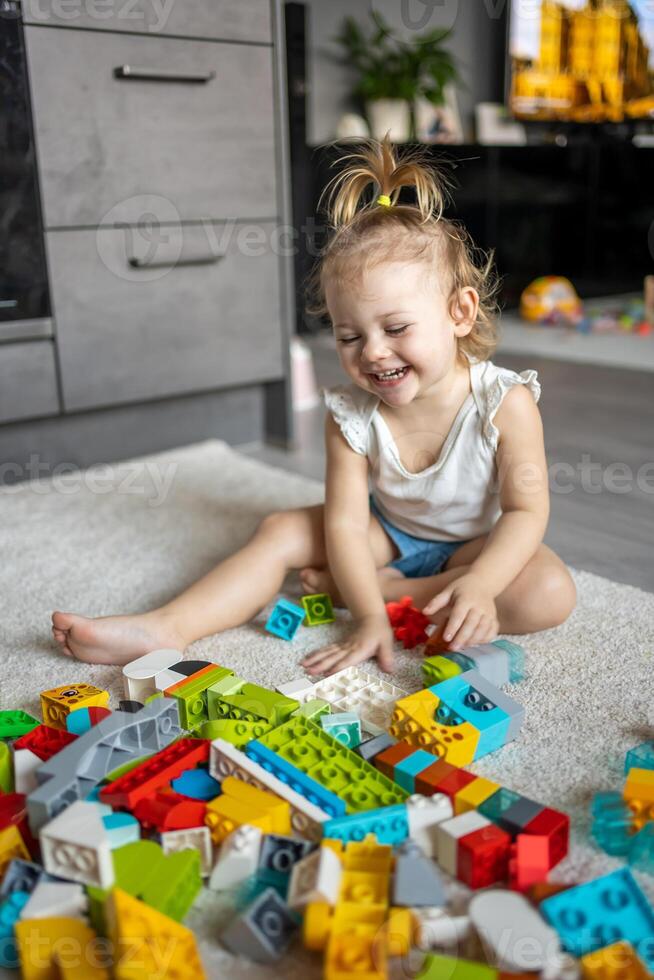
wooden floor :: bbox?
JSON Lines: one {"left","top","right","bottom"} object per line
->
{"left": 243, "top": 340, "right": 654, "bottom": 593}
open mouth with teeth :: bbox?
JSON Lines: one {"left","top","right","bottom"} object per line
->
{"left": 370, "top": 366, "right": 410, "bottom": 385}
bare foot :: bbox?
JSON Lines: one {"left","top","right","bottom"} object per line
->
{"left": 299, "top": 566, "right": 406, "bottom": 609}
{"left": 51, "top": 609, "right": 185, "bottom": 667}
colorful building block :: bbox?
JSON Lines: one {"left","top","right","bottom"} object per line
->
{"left": 208, "top": 679, "right": 299, "bottom": 726}
{"left": 458, "top": 822, "right": 512, "bottom": 889}
{"left": 107, "top": 839, "right": 202, "bottom": 921}
{"left": 522, "top": 806, "right": 569, "bottom": 868}
{"left": 245, "top": 741, "right": 347, "bottom": 818}
{"left": 99, "top": 737, "right": 210, "bottom": 808}
{"left": 509, "top": 833, "right": 550, "bottom": 891}
{"left": 39, "top": 683, "right": 109, "bottom": 730}
{"left": 0, "top": 860, "right": 55, "bottom": 901}
{"left": 40, "top": 800, "right": 114, "bottom": 888}
{"left": 161, "top": 826, "right": 213, "bottom": 877}
{"left": 0, "top": 742, "right": 12, "bottom": 794}
{"left": 406, "top": 794, "right": 454, "bottom": 858}
{"left": 171, "top": 767, "right": 221, "bottom": 801}
{"left": 455, "top": 776, "right": 502, "bottom": 814}
{"left": 414, "top": 758, "right": 461, "bottom": 797}
{"left": 373, "top": 740, "right": 416, "bottom": 780}
{"left": 0, "top": 711, "right": 39, "bottom": 740}
{"left": 121, "top": 648, "right": 183, "bottom": 702}
{"left": 12, "top": 748, "right": 41, "bottom": 795}
{"left": 12, "top": 724, "right": 77, "bottom": 762}
{"left": 541, "top": 868, "right": 654, "bottom": 969}
{"left": 629, "top": 822, "right": 654, "bottom": 875}
{"left": 301, "top": 593, "right": 335, "bottom": 625}
{"left": 250, "top": 716, "right": 408, "bottom": 813}
{"left": 102, "top": 812, "right": 140, "bottom": 849}
{"left": 390, "top": 687, "right": 480, "bottom": 766}
{"left": 355, "top": 732, "right": 397, "bottom": 763}
{"left": 419, "top": 952, "right": 497, "bottom": 980}
{"left": 133, "top": 790, "right": 207, "bottom": 833}
{"left": 293, "top": 699, "right": 331, "bottom": 722}
{"left": 0, "top": 890, "right": 30, "bottom": 968}
{"left": 221, "top": 886, "right": 299, "bottom": 962}
{"left": 580, "top": 941, "right": 649, "bottom": 980}
{"left": 65, "top": 705, "right": 112, "bottom": 735}
{"left": 323, "top": 803, "right": 409, "bottom": 846}
{"left": 209, "top": 823, "right": 262, "bottom": 891}
{"left": 198, "top": 717, "right": 272, "bottom": 746}
{"left": 164, "top": 664, "right": 232, "bottom": 730}
{"left": 264, "top": 598, "right": 306, "bottom": 640}
{"left": 470, "top": 889, "right": 561, "bottom": 973}
{"left": 393, "top": 749, "right": 438, "bottom": 793}
{"left": 209, "top": 739, "right": 329, "bottom": 842}
{"left": 288, "top": 845, "right": 342, "bottom": 910}
{"left": 430, "top": 669, "right": 522, "bottom": 756}
{"left": 259, "top": 834, "right": 314, "bottom": 880}
{"left": 0, "top": 825, "right": 31, "bottom": 883}
{"left": 393, "top": 840, "right": 445, "bottom": 907}
{"left": 20, "top": 880, "right": 88, "bottom": 921}
{"left": 320, "top": 711, "right": 361, "bottom": 748}
{"left": 436, "top": 811, "right": 492, "bottom": 877}
{"left": 311, "top": 666, "right": 408, "bottom": 731}
{"left": 625, "top": 741, "right": 654, "bottom": 775}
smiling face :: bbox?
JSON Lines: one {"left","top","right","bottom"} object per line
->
{"left": 325, "top": 260, "right": 476, "bottom": 408}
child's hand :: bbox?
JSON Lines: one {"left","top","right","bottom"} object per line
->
{"left": 423, "top": 573, "right": 498, "bottom": 651}
{"left": 301, "top": 613, "right": 394, "bottom": 676}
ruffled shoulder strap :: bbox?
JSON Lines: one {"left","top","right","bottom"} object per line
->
{"left": 471, "top": 360, "right": 541, "bottom": 451}
{"left": 322, "top": 384, "right": 378, "bottom": 456}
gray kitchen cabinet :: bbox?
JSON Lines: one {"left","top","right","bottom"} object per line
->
{"left": 23, "top": 0, "right": 272, "bottom": 44}
{"left": 47, "top": 221, "right": 284, "bottom": 411}
{"left": 25, "top": 28, "right": 278, "bottom": 228}
{"left": 0, "top": 342, "right": 59, "bottom": 423}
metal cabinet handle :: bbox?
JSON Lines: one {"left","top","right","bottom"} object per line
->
{"left": 114, "top": 65, "right": 216, "bottom": 84}
{"left": 128, "top": 253, "right": 224, "bottom": 270}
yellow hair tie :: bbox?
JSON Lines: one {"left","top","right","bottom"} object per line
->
{"left": 377, "top": 194, "right": 392, "bottom": 208}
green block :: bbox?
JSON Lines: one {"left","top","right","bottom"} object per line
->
{"left": 206, "top": 675, "right": 247, "bottom": 719}
{"left": 144, "top": 691, "right": 163, "bottom": 704}
{"left": 420, "top": 954, "right": 497, "bottom": 980}
{"left": 293, "top": 699, "right": 331, "bottom": 721}
{"left": 86, "top": 885, "right": 108, "bottom": 937}
{"left": 112, "top": 840, "right": 202, "bottom": 921}
{"left": 0, "top": 741, "right": 14, "bottom": 792}
{"left": 301, "top": 593, "right": 335, "bottom": 626}
{"left": 104, "top": 753, "right": 152, "bottom": 783}
{"left": 167, "top": 665, "right": 232, "bottom": 730}
{"left": 253, "top": 717, "right": 408, "bottom": 814}
{"left": 214, "top": 682, "right": 299, "bottom": 726}
{"left": 198, "top": 717, "right": 272, "bottom": 747}
{"left": 422, "top": 654, "right": 463, "bottom": 687}
{"left": 0, "top": 710, "right": 39, "bottom": 739}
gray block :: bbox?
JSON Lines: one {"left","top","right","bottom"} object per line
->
{"left": 392, "top": 841, "right": 445, "bottom": 908}
{"left": 0, "top": 860, "right": 57, "bottom": 900}
{"left": 221, "top": 887, "right": 298, "bottom": 963}
{"left": 258, "top": 835, "right": 315, "bottom": 876}
{"left": 355, "top": 732, "right": 397, "bottom": 763}
{"left": 459, "top": 670, "right": 525, "bottom": 742}
{"left": 500, "top": 797, "right": 544, "bottom": 836}
{"left": 27, "top": 698, "right": 181, "bottom": 833}
{"left": 464, "top": 644, "right": 510, "bottom": 688}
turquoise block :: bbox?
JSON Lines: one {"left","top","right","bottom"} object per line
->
{"left": 625, "top": 741, "right": 654, "bottom": 775}
{"left": 393, "top": 749, "right": 436, "bottom": 793}
{"left": 429, "top": 671, "right": 512, "bottom": 757}
{"left": 66, "top": 707, "right": 92, "bottom": 735}
{"left": 102, "top": 812, "right": 141, "bottom": 849}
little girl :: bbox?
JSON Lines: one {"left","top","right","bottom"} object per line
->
{"left": 52, "top": 137, "right": 576, "bottom": 675}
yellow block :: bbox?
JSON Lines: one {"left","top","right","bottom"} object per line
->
{"left": 325, "top": 928, "right": 386, "bottom": 980}
{"left": 16, "top": 917, "right": 110, "bottom": 980}
{"left": 106, "top": 888, "right": 206, "bottom": 980}
{"left": 219, "top": 775, "right": 291, "bottom": 834}
{"left": 383, "top": 907, "right": 414, "bottom": 958}
{"left": 581, "top": 941, "right": 649, "bottom": 980}
{"left": 455, "top": 777, "right": 501, "bottom": 815}
{"left": 40, "top": 683, "right": 109, "bottom": 729}
{"left": 204, "top": 795, "right": 275, "bottom": 844}
{"left": 303, "top": 901, "right": 333, "bottom": 951}
{"left": 390, "top": 690, "right": 479, "bottom": 766}
{"left": 0, "top": 825, "right": 30, "bottom": 882}
{"left": 342, "top": 836, "right": 392, "bottom": 875}
{"left": 624, "top": 768, "right": 654, "bottom": 804}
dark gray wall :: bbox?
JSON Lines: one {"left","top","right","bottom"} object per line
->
{"left": 303, "top": 0, "right": 506, "bottom": 145}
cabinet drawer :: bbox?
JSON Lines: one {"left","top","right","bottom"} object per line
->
{"left": 47, "top": 222, "right": 284, "bottom": 411}
{"left": 25, "top": 28, "right": 277, "bottom": 228}
{"left": 0, "top": 342, "right": 59, "bottom": 423}
{"left": 23, "top": 0, "right": 272, "bottom": 44}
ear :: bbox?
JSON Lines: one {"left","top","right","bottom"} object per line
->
{"left": 449, "top": 287, "right": 479, "bottom": 338}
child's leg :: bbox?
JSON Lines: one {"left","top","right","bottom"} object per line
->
{"left": 52, "top": 505, "right": 397, "bottom": 666}
{"left": 378, "top": 537, "right": 576, "bottom": 646}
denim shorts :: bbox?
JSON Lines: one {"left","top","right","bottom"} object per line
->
{"left": 370, "top": 496, "right": 466, "bottom": 578}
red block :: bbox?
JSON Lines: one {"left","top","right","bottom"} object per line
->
{"left": 435, "top": 768, "right": 477, "bottom": 801}
{"left": 385, "top": 596, "right": 429, "bottom": 649}
{"left": 87, "top": 706, "right": 112, "bottom": 725}
{"left": 522, "top": 806, "right": 569, "bottom": 869}
{"left": 132, "top": 789, "right": 207, "bottom": 832}
{"left": 0, "top": 792, "right": 39, "bottom": 859}
{"left": 509, "top": 834, "right": 550, "bottom": 892}
{"left": 100, "top": 738, "right": 210, "bottom": 808}
{"left": 415, "top": 759, "right": 459, "bottom": 797}
{"left": 13, "top": 724, "right": 77, "bottom": 762}
{"left": 373, "top": 741, "right": 416, "bottom": 780}
{"left": 458, "top": 823, "right": 511, "bottom": 889}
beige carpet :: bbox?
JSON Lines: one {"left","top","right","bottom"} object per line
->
{"left": 1, "top": 439, "right": 653, "bottom": 979}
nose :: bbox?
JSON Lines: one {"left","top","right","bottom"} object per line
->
{"left": 361, "top": 335, "right": 392, "bottom": 366}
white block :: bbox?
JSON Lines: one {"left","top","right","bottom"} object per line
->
{"left": 407, "top": 794, "right": 454, "bottom": 858}
{"left": 435, "top": 811, "right": 490, "bottom": 877}
{"left": 154, "top": 668, "right": 189, "bottom": 692}
{"left": 469, "top": 890, "right": 561, "bottom": 972}
{"left": 162, "top": 827, "right": 213, "bottom": 877}
{"left": 20, "top": 881, "right": 88, "bottom": 921}
{"left": 288, "top": 846, "right": 341, "bottom": 910}
{"left": 208, "top": 824, "right": 262, "bottom": 890}
{"left": 40, "top": 800, "right": 114, "bottom": 889}
{"left": 209, "top": 739, "right": 328, "bottom": 841}
{"left": 411, "top": 907, "right": 472, "bottom": 950}
{"left": 275, "top": 678, "right": 316, "bottom": 703}
{"left": 13, "top": 748, "right": 41, "bottom": 794}
{"left": 122, "top": 649, "right": 183, "bottom": 701}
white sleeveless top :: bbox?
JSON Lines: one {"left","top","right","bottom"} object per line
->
{"left": 323, "top": 359, "right": 540, "bottom": 543}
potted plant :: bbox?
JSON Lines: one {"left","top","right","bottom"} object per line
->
{"left": 332, "top": 12, "right": 459, "bottom": 142}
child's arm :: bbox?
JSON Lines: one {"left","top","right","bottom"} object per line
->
{"left": 301, "top": 414, "right": 394, "bottom": 675}
{"left": 424, "top": 385, "right": 549, "bottom": 648}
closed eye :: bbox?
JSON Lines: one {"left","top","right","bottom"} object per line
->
{"left": 338, "top": 325, "right": 408, "bottom": 346}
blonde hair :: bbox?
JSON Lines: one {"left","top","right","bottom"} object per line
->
{"left": 306, "top": 135, "right": 499, "bottom": 362}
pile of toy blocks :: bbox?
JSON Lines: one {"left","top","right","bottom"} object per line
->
{"left": 591, "top": 740, "right": 654, "bottom": 872}
{"left": 2, "top": 613, "right": 654, "bottom": 979}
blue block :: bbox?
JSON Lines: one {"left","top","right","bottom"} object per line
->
{"left": 264, "top": 599, "right": 305, "bottom": 641}
{"left": 0, "top": 891, "right": 30, "bottom": 968}
{"left": 429, "top": 670, "right": 513, "bottom": 757}
{"left": 66, "top": 707, "right": 92, "bottom": 735}
{"left": 102, "top": 812, "right": 141, "bottom": 849}
{"left": 629, "top": 823, "right": 654, "bottom": 876}
{"left": 393, "top": 749, "right": 436, "bottom": 793}
{"left": 172, "top": 767, "right": 221, "bottom": 801}
{"left": 590, "top": 791, "right": 634, "bottom": 856}
{"left": 323, "top": 804, "right": 409, "bottom": 845}
{"left": 625, "top": 741, "right": 654, "bottom": 775}
{"left": 541, "top": 868, "right": 654, "bottom": 969}
{"left": 245, "top": 741, "right": 346, "bottom": 818}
